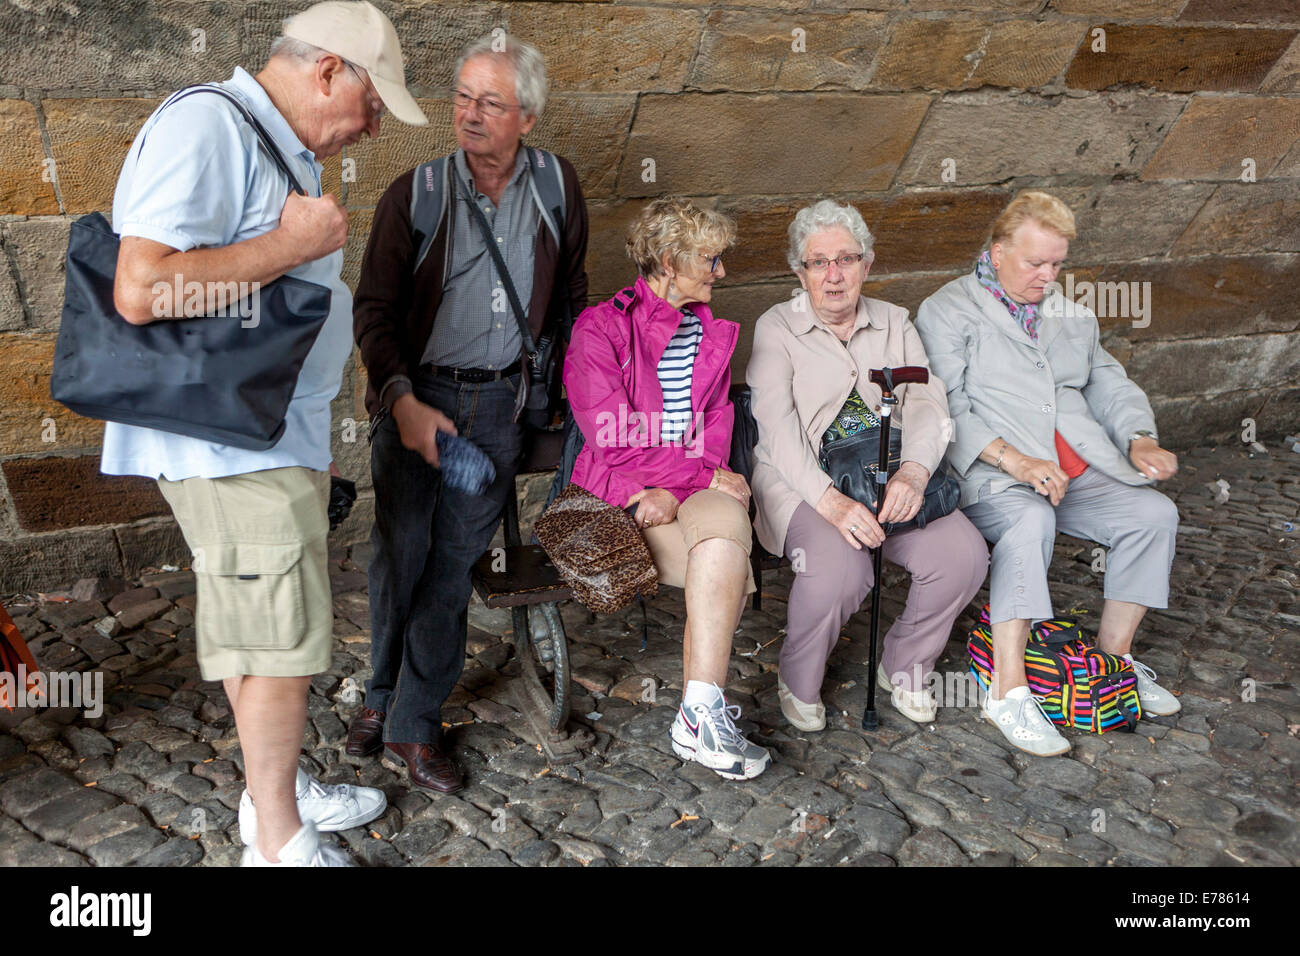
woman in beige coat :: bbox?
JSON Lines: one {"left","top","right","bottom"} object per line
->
{"left": 747, "top": 200, "right": 988, "bottom": 731}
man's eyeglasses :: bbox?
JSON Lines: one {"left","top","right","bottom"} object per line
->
{"left": 452, "top": 90, "right": 522, "bottom": 118}
{"left": 800, "top": 253, "right": 865, "bottom": 273}
{"left": 347, "top": 63, "right": 384, "bottom": 119}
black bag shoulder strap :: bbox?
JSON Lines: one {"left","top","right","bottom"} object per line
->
{"left": 148, "top": 84, "right": 308, "bottom": 197}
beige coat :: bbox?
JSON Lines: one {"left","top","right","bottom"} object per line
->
{"left": 914, "top": 273, "right": 1158, "bottom": 508}
{"left": 745, "top": 291, "right": 951, "bottom": 556}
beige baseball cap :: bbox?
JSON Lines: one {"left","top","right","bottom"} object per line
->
{"left": 282, "top": 0, "right": 428, "bottom": 126}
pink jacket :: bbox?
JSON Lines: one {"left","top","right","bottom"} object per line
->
{"left": 564, "top": 276, "right": 738, "bottom": 509}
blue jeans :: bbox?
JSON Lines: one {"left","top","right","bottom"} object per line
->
{"left": 365, "top": 370, "right": 523, "bottom": 743}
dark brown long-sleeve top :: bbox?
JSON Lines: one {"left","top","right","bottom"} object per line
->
{"left": 353, "top": 150, "right": 589, "bottom": 418}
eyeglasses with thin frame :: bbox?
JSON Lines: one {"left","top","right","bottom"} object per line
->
{"left": 695, "top": 253, "right": 723, "bottom": 274}
{"left": 800, "top": 253, "right": 865, "bottom": 273}
{"left": 452, "top": 89, "right": 522, "bottom": 118}
{"left": 346, "top": 62, "right": 385, "bottom": 119}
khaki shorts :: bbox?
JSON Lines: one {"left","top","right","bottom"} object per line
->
{"left": 157, "top": 466, "right": 331, "bottom": 681}
{"left": 641, "top": 488, "right": 756, "bottom": 594}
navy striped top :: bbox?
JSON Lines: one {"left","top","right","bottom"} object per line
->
{"left": 657, "top": 307, "right": 702, "bottom": 443}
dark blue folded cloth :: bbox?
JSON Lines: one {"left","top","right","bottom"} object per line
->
{"left": 436, "top": 431, "right": 496, "bottom": 495}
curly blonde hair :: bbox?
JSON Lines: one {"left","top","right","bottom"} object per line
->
{"left": 626, "top": 198, "right": 736, "bottom": 278}
{"left": 990, "top": 190, "right": 1077, "bottom": 246}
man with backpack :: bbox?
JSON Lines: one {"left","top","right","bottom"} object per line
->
{"left": 104, "top": 2, "right": 430, "bottom": 865}
{"left": 349, "top": 34, "right": 589, "bottom": 793}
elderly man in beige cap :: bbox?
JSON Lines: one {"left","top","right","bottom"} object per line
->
{"left": 107, "top": 2, "right": 426, "bottom": 867}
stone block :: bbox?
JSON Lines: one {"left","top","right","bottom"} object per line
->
{"left": 1126, "top": 331, "right": 1299, "bottom": 399}
{"left": 0, "top": 1, "right": 241, "bottom": 93}
{"left": 1179, "top": 0, "right": 1300, "bottom": 24}
{"left": 7, "top": 217, "right": 69, "bottom": 332}
{"left": 898, "top": 91, "right": 1184, "bottom": 186}
{"left": 0, "top": 528, "right": 123, "bottom": 594}
{"left": 1065, "top": 24, "right": 1295, "bottom": 92}
{"left": 1261, "top": 36, "right": 1300, "bottom": 93}
{"left": 872, "top": 18, "right": 1081, "bottom": 91}
{"left": 116, "top": 520, "right": 191, "bottom": 580}
{"left": 0, "top": 240, "right": 24, "bottom": 332}
{"left": 528, "top": 94, "right": 637, "bottom": 201}
{"left": 619, "top": 93, "right": 931, "bottom": 196}
{"left": 1142, "top": 96, "right": 1300, "bottom": 181}
{"left": 1069, "top": 181, "right": 1216, "bottom": 262}
{"left": 1052, "top": 0, "right": 1188, "bottom": 17}
{"left": 690, "top": 11, "right": 886, "bottom": 92}
{"left": 42, "top": 99, "right": 160, "bottom": 215}
{"left": 1171, "top": 182, "right": 1300, "bottom": 256}
{"left": 3, "top": 455, "right": 168, "bottom": 532}
{"left": 509, "top": 4, "right": 699, "bottom": 93}
{"left": 0, "top": 100, "right": 59, "bottom": 216}
{"left": 0, "top": 332, "right": 105, "bottom": 455}
{"left": 1060, "top": 255, "right": 1300, "bottom": 341}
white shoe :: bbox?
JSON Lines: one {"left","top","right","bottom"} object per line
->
{"left": 670, "top": 688, "right": 771, "bottom": 780}
{"left": 238, "top": 768, "right": 386, "bottom": 846}
{"left": 239, "top": 821, "right": 355, "bottom": 867}
{"left": 982, "top": 688, "right": 1070, "bottom": 756}
{"left": 1125, "top": 655, "right": 1181, "bottom": 716}
{"left": 777, "top": 675, "right": 825, "bottom": 732}
{"left": 877, "top": 665, "right": 937, "bottom": 723}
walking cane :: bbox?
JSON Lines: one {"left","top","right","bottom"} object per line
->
{"left": 862, "top": 366, "right": 931, "bottom": 731}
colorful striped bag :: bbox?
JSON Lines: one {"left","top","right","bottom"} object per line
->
{"left": 968, "top": 605, "right": 1142, "bottom": 733}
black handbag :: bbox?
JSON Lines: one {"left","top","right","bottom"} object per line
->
{"left": 818, "top": 416, "right": 960, "bottom": 535}
{"left": 50, "top": 84, "right": 332, "bottom": 451}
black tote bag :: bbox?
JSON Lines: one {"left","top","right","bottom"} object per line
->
{"left": 50, "top": 85, "right": 332, "bottom": 451}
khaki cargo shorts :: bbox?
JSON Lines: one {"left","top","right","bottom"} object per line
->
{"left": 641, "top": 488, "right": 756, "bottom": 594}
{"left": 157, "top": 466, "right": 332, "bottom": 681}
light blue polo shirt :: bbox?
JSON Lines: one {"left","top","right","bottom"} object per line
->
{"left": 100, "top": 67, "right": 353, "bottom": 481}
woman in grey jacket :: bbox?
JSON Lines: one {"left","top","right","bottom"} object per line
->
{"left": 915, "top": 191, "right": 1181, "bottom": 757}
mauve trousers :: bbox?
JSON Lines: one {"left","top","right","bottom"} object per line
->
{"left": 781, "top": 502, "right": 989, "bottom": 696}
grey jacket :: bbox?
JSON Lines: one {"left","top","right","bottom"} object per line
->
{"left": 914, "top": 273, "right": 1158, "bottom": 508}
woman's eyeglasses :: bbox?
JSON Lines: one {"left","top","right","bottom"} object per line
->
{"left": 800, "top": 253, "right": 865, "bottom": 273}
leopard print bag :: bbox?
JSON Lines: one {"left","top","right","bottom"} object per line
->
{"left": 534, "top": 484, "right": 659, "bottom": 614}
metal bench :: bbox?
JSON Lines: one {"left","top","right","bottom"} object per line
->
{"left": 470, "top": 431, "right": 590, "bottom": 763}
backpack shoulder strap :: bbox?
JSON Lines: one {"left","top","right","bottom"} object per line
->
{"left": 525, "top": 147, "right": 566, "bottom": 247}
{"left": 410, "top": 155, "right": 452, "bottom": 274}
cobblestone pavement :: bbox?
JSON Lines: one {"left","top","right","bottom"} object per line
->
{"left": 2, "top": 444, "right": 1297, "bottom": 867}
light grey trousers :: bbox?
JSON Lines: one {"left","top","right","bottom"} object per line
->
{"left": 962, "top": 466, "right": 1179, "bottom": 625}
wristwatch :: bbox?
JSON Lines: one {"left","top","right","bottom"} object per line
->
{"left": 1128, "top": 429, "right": 1157, "bottom": 447}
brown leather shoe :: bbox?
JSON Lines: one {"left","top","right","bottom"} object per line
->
{"left": 384, "top": 742, "right": 464, "bottom": 794}
{"left": 346, "top": 707, "right": 386, "bottom": 757}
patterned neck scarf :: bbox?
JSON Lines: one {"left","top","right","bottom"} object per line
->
{"left": 975, "top": 249, "right": 1039, "bottom": 343}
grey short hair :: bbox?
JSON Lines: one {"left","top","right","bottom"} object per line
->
{"left": 268, "top": 34, "right": 365, "bottom": 76}
{"left": 454, "top": 34, "right": 548, "bottom": 120}
{"left": 787, "top": 199, "right": 876, "bottom": 273}
{"left": 269, "top": 35, "right": 327, "bottom": 63}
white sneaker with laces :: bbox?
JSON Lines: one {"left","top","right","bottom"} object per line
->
{"left": 777, "top": 675, "right": 825, "bottom": 732}
{"left": 671, "top": 688, "right": 771, "bottom": 780}
{"left": 982, "top": 687, "right": 1070, "bottom": 756}
{"left": 1125, "top": 655, "right": 1181, "bottom": 716}
{"left": 877, "top": 665, "right": 937, "bottom": 723}
{"left": 238, "top": 768, "right": 386, "bottom": 846}
{"left": 239, "top": 821, "right": 354, "bottom": 867}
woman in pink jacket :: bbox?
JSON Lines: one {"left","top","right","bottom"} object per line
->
{"left": 563, "top": 198, "right": 769, "bottom": 782}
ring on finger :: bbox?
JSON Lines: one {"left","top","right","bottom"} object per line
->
{"left": 848, "top": 524, "right": 858, "bottom": 533}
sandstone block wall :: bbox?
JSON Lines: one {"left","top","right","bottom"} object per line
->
{"left": 1, "top": 0, "right": 1298, "bottom": 591}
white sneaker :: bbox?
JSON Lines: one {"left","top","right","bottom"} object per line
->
{"left": 1126, "top": 655, "right": 1181, "bottom": 716}
{"left": 982, "top": 687, "right": 1070, "bottom": 756}
{"left": 239, "top": 821, "right": 354, "bottom": 867}
{"left": 238, "top": 768, "right": 386, "bottom": 846}
{"left": 777, "top": 675, "right": 825, "bottom": 732}
{"left": 671, "top": 689, "right": 771, "bottom": 780}
{"left": 877, "top": 664, "right": 937, "bottom": 723}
